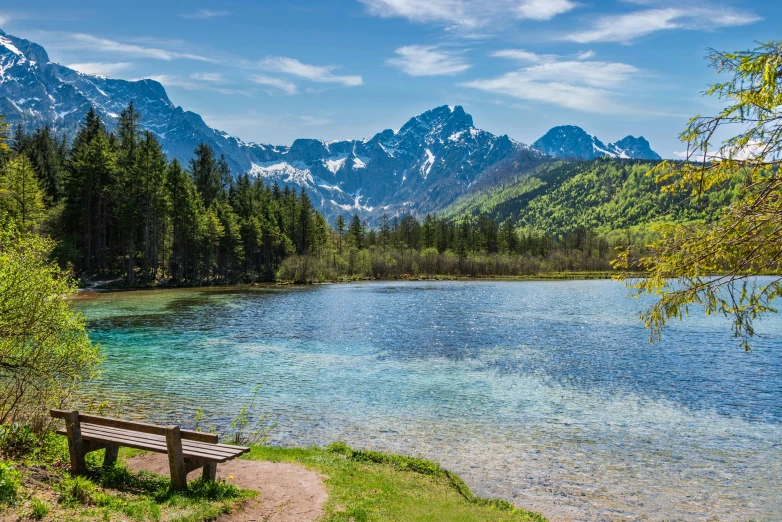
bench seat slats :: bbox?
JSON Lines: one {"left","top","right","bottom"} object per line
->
{"left": 57, "top": 428, "right": 231, "bottom": 463}
{"left": 82, "top": 425, "right": 249, "bottom": 460}
{"left": 78, "top": 424, "right": 248, "bottom": 459}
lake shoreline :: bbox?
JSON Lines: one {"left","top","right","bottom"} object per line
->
{"left": 79, "top": 271, "right": 637, "bottom": 292}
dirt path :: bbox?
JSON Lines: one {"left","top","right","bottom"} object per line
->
{"left": 126, "top": 453, "right": 328, "bottom": 522}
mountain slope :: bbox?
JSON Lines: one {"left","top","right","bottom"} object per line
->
{"left": 1, "top": 28, "right": 663, "bottom": 221}
{"left": 0, "top": 29, "right": 530, "bottom": 218}
{"left": 248, "top": 105, "right": 533, "bottom": 218}
{"left": 532, "top": 125, "right": 661, "bottom": 160}
{"left": 443, "top": 158, "right": 738, "bottom": 234}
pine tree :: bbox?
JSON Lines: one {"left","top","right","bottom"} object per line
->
{"left": 348, "top": 213, "right": 363, "bottom": 249}
{"left": 0, "top": 155, "right": 46, "bottom": 231}
{"left": 116, "top": 101, "right": 142, "bottom": 282}
{"left": 67, "top": 114, "right": 115, "bottom": 274}
{"left": 334, "top": 214, "right": 346, "bottom": 254}
{"left": 379, "top": 213, "right": 390, "bottom": 248}
{"left": 190, "top": 144, "right": 221, "bottom": 208}
{"left": 136, "top": 131, "right": 168, "bottom": 282}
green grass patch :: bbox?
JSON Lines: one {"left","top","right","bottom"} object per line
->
{"left": 1, "top": 427, "right": 255, "bottom": 522}
{"left": 246, "top": 442, "right": 546, "bottom": 522}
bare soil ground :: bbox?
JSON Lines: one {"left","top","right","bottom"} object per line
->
{"left": 127, "top": 453, "right": 328, "bottom": 522}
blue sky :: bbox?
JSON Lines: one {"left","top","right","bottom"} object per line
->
{"left": 2, "top": 0, "right": 780, "bottom": 157}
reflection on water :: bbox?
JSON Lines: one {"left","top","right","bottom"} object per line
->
{"left": 73, "top": 281, "right": 782, "bottom": 521}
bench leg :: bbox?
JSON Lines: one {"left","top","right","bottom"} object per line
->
{"left": 165, "top": 426, "right": 188, "bottom": 491}
{"left": 103, "top": 445, "right": 119, "bottom": 468}
{"left": 65, "top": 411, "right": 87, "bottom": 475}
{"left": 203, "top": 462, "right": 217, "bottom": 482}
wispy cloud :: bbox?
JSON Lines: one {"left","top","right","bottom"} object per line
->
{"left": 250, "top": 75, "right": 298, "bottom": 95}
{"left": 180, "top": 9, "right": 231, "bottom": 19}
{"left": 68, "top": 33, "right": 216, "bottom": 62}
{"left": 66, "top": 61, "right": 131, "bottom": 77}
{"left": 462, "top": 50, "right": 642, "bottom": 114}
{"left": 189, "top": 72, "right": 224, "bottom": 82}
{"left": 259, "top": 56, "right": 363, "bottom": 86}
{"left": 387, "top": 45, "right": 470, "bottom": 76}
{"left": 490, "top": 49, "right": 556, "bottom": 63}
{"left": 565, "top": 6, "right": 760, "bottom": 43}
{"left": 515, "top": 0, "right": 578, "bottom": 21}
{"left": 359, "top": 0, "right": 577, "bottom": 29}
{"left": 297, "top": 115, "right": 332, "bottom": 126}
{"left": 141, "top": 74, "right": 249, "bottom": 96}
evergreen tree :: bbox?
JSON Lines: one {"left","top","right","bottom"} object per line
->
{"left": 348, "top": 213, "right": 363, "bottom": 249}
{"left": 190, "top": 144, "right": 221, "bottom": 208}
{"left": 67, "top": 114, "right": 115, "bottom": 274}
{"left": 334, "top": 214, "right": 346, "bottom": 254}
{"left": 0, "top": 155, "right": 46, "bottom": 231}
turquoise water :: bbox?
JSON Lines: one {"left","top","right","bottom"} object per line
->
{"left": 73, "top": 280, "right": 782, "bottom": 521}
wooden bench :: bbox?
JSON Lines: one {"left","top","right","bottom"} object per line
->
{"left": 50, "top": 410, "right": 249, "bottom": 490}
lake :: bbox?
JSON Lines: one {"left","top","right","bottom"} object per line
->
{"left": 73, "top": 280, "right": 782, "bottom": 521}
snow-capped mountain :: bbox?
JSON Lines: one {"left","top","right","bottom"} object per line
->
{"left": 532, "top": 125, "right": 661, "bottom": 160}
{"left": 0, "top": 28, "right": 275, "bottom": 175}
{"left": 249, "top": 105, "right": 529, "bottom": 217}
{"left": 0, "top": 29, "right": 527, "bottom": 217}
{"left": 1, "top": 28, "right": 660, "bottom": 219}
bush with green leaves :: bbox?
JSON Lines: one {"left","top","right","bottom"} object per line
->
{"left": 30, "top": 497, "right": 50, "bottom": 520}
{"left": 0, "top": 226, "right": 102, "bottom": 427}
{"left": 0, "top": 461, "right": 21, "bottom": 504}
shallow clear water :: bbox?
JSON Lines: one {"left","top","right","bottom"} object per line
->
{"left": 73, "top": 280, "right": 782, "bottom": 521}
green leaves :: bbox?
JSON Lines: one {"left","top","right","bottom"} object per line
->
{"left": 620, "top": 42, "right": 782, "bottom": 349}
{"left": 0, "top": 226, "right": 102, "bottom": 424}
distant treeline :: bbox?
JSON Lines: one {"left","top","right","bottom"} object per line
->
{"left": 3, "top": 103, "right": 666, "bottom": 285}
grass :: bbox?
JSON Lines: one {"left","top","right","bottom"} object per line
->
{"left": 244, "top": 442, "right": 546, "bottom": 522}
{"left": 1, "top": 423, "right": 546, "bottom": 521}
{"left": 0, "top": 425, "right": 254, "bottom": 521}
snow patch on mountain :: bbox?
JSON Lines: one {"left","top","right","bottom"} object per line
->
{"left": 250, "top": 161, "right": 314, "bottom": 186}
{"left": 324, "top": 156, "right": 347, "bottom": 174}
{"left": 421, "top": 149, "right": 435, "bottom": 179}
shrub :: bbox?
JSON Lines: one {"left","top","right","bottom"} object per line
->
{"left": 0, "top": 228, "right": 103, "bottom": 426}
{"left": 30, "top": 497, "right": 50, "bottom": 520}
{"left": 58, "top": 475, "right": 96, "bottom": 506}
{"left": 0, "top": 461, "right": 21, "bottom": 504}
{"left": 0, "top": 423, "right": 37, "bottom": 458}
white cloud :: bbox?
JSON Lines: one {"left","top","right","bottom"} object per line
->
{"left": 298, "top": 115, "right": 332, "bottom": 126}
{"left": 250, "top": 75, "right": 298, "bottom": 95}
{"left": 140, "top": 74, "right": 249, "bottom": 96}
{"left": 387, "top": 45, "right": 470, "bottom": 76}
{"left": 515, "top": 0, "right": 577, "bottom": 21}
{"left": 144, "top": 74, "right": 197, "bottom": 89}
{"left": 68, "top": 33, "right": 216, "bottom": 62}
{"left": 66, "top": 62, "right": 131, "bottom": 77}
{"left": 463, "top": 52, "right": 642, "bottom": 114}
{"left": 189, "top": 72, "right": 224, "bottom": 82}
{"left": 490, "top": 49, "right": 556, "bottom": 63}
{"left": 576, "top": 50, "right": 595, "bottom": 60}
{"left": 565, "top": 6, "right": 760, "bottom": 43}
{"left": 676, "top": 140, "right": 769, "bottom": 162}
{"left": 181, "top": 9, "right": 231, "bottom": 19}
{"left": 259, "top": 56, "right": 363, "bottom": 86}
{"left": 359, "top": 0, "right": 576, "bottom": 28}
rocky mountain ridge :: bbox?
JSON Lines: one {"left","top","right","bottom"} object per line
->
{"left": 0, "top": 28, "right": 661, "bottom": 218}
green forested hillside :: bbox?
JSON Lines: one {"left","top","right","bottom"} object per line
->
{"left": 445, "top": 158, "right": 742, "bottom": 234}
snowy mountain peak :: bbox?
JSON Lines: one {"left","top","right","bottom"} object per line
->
{"left": 0, "top": 29, "right": 49, "bottom": 64}
{"left": 532, "top": 125, "right": 660, "bottom": 160}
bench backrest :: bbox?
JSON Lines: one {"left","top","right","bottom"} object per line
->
{"left": 50, "top": 409, "right": 218, "bottom": 444}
